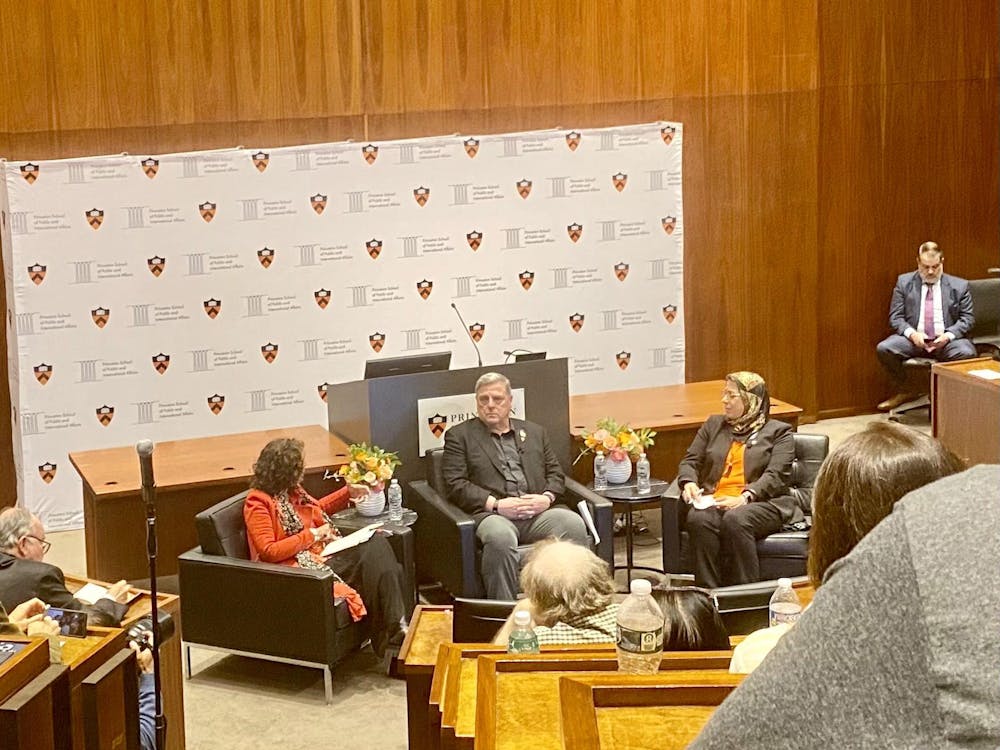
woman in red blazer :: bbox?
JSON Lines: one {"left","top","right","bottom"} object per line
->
{"left": 243, "top": 437, "right": 408, "bottom": 658}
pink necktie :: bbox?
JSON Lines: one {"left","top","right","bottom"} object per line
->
{"left": 923, "top": 284, "right": 936, "bottom": 338}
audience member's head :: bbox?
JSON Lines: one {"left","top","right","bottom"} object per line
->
{"left": 519, "top": 539, "right": 614, "bottom": 627}
{"left": 808, "top": 421, "right": 964, "bottom": 587}
{"left": 651, "top": 586, "right": 731, "bottom": 651}
{"left": 250, "top": 438, "right": 306, "bottom": 497}
{"left": 0, "top": 507, "right": 48, "bottom": 561}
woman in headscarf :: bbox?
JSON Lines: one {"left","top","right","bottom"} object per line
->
{"left": 243, "top": 438, "right": 408, "bottom": 658}
{"left": 676, "top": 372, "right": 795, "bottom": 588}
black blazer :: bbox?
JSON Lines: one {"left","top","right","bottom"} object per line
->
{"left": 889, "top": 271, "right": 974, "bottom": 339}
{"left": 0, "top": 551, "right": 127, "bottom": 627}
{"left": 676, "top": 416, "right": 799, "bottom": 524}
{"left": 441, "top": 417, "right": 565, "bottom": 520}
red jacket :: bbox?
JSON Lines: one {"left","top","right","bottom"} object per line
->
{"left": 244, "top": 485, "right": 351, "bottom": 564}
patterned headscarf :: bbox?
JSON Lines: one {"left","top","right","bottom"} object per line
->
{"left": 724, "top": 371, "right": 770, "bottom": 438}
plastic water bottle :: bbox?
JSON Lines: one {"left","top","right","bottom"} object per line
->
{"left": 507, "top": 610, "right": 540, "bottom": 654}
{"left": 593, "top": 451, "right": 608, "bottom": 491}
{"left": 768, "top": 577, "right": 802, "bottom": 627}
{"left": 387, "top": 479, "right": 403, "bottom": 523}
{"left": 635, "top": 452, "right": 651, "bottom": 494}
{"left": 615, "top": 579, "right": 663, "bottom": 673}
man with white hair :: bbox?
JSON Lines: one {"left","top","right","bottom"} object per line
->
{"left": 442, "top": 372, "right": 591, "bottom": 599}
{"left": 0, "top": 507, "right": 131, "bottom": 626}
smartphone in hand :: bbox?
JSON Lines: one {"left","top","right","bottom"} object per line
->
{"left": 44, "top": 607, "right": 89, "bottom": 638}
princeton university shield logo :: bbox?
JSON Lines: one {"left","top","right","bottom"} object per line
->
{"left": 203, "top": 298, "right": 222, "bottom": 319}
{"left": 257, "top": 247, "right": 275, "bottom": 268}
{"left": 33, "top": 363, "right": 52, "bottom": 385}
{"left": 612, "top": 172, "right": 628, "bottom": 192}
{"left": 519, "top": 270, "right": 534, "bottom": 290}
{"left": 152, "top": 353, "right": 170, "bottom": 374}
{"left": 569, "top": 313, "right": 585, "bottom": 333}
{"left": 463, "top": 138, "right": 479, "bottom": 158}
{"left": 413, "top": 186, "right": 430, "bottom": 207}
{"left": 469, "top": 323, "right": 485, "bottom": 343}
{"left": 567, "top": 223, "right": 583, "bottom": 243}
{"left": 261, "top": 343, "right": 278, "bottom": 363}
{"left": 38, "top": 462, "right": 57, "bottom": 484}
{"left": 96, "top": 405, "right": 115, "bottom": 426}
{"left": 466, "top": 231, "right": 482, "bottom": 251}
{"left": 199, "top": 202, "right": 216, "bottom": 222}
{"left": 207, "top": 394, "right": 225, "bottom": 415}
{"left": 369, "top": 333, "right": 386, "bottom": 353}
{"left": 661, "top": 125, "right": 676, "bottom": 145}
{"left": 86, "top": 208, "right": 104, "bottom": 230}
{"left": 663, "top": 305, "right": 678, "bottom": 324}
{"left": 362, "top": 144, "right": 379, "bottom": 164}
{"left": 366, "top": 239, "right": 382, "bottom": 259}
{"left": 428, "top": 414, "right": 448, "bottom": 439}
{"left": 20, "top": 163, "right": 39, "bottom": 183}
{"left": 91, "top": 307, "right": 110, "bottom": 328}
{"left": 662, "top": 216, "right": 676, "bottom": 234}
{"left": 614, "top": 262, "right": 629, "bottom": 281}
{"left": 252, "top": 151, "right": 269, "bottom": 172}
{"left": 28, "top": 264, "right": 46, "bottom": 285}
{"left": 317, "top": 383, "right": 331, "bottom": 403}
{"left": 147, "top": 256, "right": 166, "bottom": 276}
{"left": 417, "top": 280, "right": 433, "bottom": 300}
{"left": 141, "top": 157, "right": 159, "bottom": 179}
{"left": 565, "top": 131, "right": 581, "bottom": 151}
{"left": 311, "top": 194, "right": 327, "bottom": 215}
{"left": 616, "top": 351, "right": 631, "bottom": 370}
{"left": 314, "top": 289, "right": 331, "bottom": 309}
{"left": 516, "top": 179, "right": 532, "bottom": 199}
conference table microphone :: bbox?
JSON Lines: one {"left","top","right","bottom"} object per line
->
{"left": 135, "top": 439, "right": 168, "bottom": 749}
{"left": 451, "top": 302, "right": 483, "bottom": 367}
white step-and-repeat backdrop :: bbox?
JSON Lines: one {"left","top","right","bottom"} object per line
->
{"left": 1, "top": 122, "right": 684, "bottom": 530}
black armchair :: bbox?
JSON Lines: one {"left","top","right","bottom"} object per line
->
{"left": 661, "top": 432, "right": 829, "bottom": 582}
{"left": 178, "top": 491, "right": 415, "bottom": 703}
{"left": 969, "top": 278, "right": 1000, "bottom": 358}
{"left": 408, "top": 448, "right": 614, "bottom": 598}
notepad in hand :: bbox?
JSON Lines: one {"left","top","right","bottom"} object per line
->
{"left": 74, "top": 582, "right": 142, "bottom": 606}
{"left": 321, "top": 523, "right": 383, "bottom": 557}
{"left": 691, "top": 495, "right": 717, "bottom": 510}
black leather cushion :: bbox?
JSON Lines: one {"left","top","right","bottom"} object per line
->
{"left": 970, "top": 278, "right": 1000, "bottom": 340}
{"left": 756, "top": 530, "right": 809, "bottom": 558}
{"left": 786, "top": 433, "right": 828, "bottom": 518}
{"left": 196, "top": 491, "right": 251, "bottom": 560}
{"left": 453, "top": 597, "right": 516, "bottom": 642}
{"left": 426, "top": 448, "right": 447, "bottom": 496}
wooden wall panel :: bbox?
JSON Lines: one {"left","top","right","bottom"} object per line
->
{"left": 0, "top": 0, "right": 997, "bottom": 510}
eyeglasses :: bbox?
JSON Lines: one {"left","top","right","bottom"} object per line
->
{"left": 721, "top": 391, "right": 740, "bottom": 402}
{"left": 24, "top": 535, "right": 50, "bottom": 554}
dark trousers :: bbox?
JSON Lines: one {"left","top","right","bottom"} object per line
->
{"left": 326, "top": 533, "right": 407, "bottom": 655}
{"left": 875, "top": 334, "right": 977, "bottom": 386}
{"left": 685, "top": 502, "right": 782, "bottom": 588}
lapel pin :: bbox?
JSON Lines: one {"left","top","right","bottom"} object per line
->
{"left": 519, "top": 429, "right": 527, "bottom": 443}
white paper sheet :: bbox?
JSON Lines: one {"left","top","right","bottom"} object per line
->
{"left": 321, "top": 523, "right": 383, "bottom": 557}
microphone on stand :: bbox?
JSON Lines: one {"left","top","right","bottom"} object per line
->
{"left": 451, "top": 302, "right": 483, "bottom": 367}
{"left": 135, "top": 439, "right": 167, "bottom": 750}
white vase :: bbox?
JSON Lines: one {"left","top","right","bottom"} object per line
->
{"left": 355, "top": 488, "right": 386, "bottom": 516}
{"left": 605, "top": 456, "right": 633, "bottom": 484}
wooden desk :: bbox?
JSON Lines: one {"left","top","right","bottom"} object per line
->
{"left": 400, "top": 605, "right": 454, "bottom": 750}
{"left": 569, "top": 381, "right": 802, "bottom": 482}
{"left": 558, "top": 673, "right": 743, "bottom": 750}
{"left": 474, "top": 652, "right": 738, "bottom": 750}
{"left": 931, "top": 358, "right": 1000, "bottom": 465}
{"left": 66, "top": 575, "right": 184, "bottom": 750}
{"left": 69, "top": 424, "right": 351, "bottom": 580}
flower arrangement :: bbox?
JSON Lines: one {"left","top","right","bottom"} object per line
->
{"left": 338, "top": 442, "right": 401, "bottom": 491}
{"left": 578, "top": 418, "right": 656, "bottom": 462}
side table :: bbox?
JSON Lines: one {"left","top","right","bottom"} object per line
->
{"left": 593, "top": 479, "right": 670, "bottom": 590}
{"left": 331, "top": 506, "right": 419, "bottom": 613}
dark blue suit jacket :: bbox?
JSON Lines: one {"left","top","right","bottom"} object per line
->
{"left": 889, "top": 272, "right": 974, "bottom": 339}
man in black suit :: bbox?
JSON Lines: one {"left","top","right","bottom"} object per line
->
{"left": 442, "top": 372, "right": 590, "bottom": 600}
{"left": 876, "top": 241, "right": 977, "bottom": 410}
{"left": 0, "top": 507, "right": 130, "bottom": 626}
